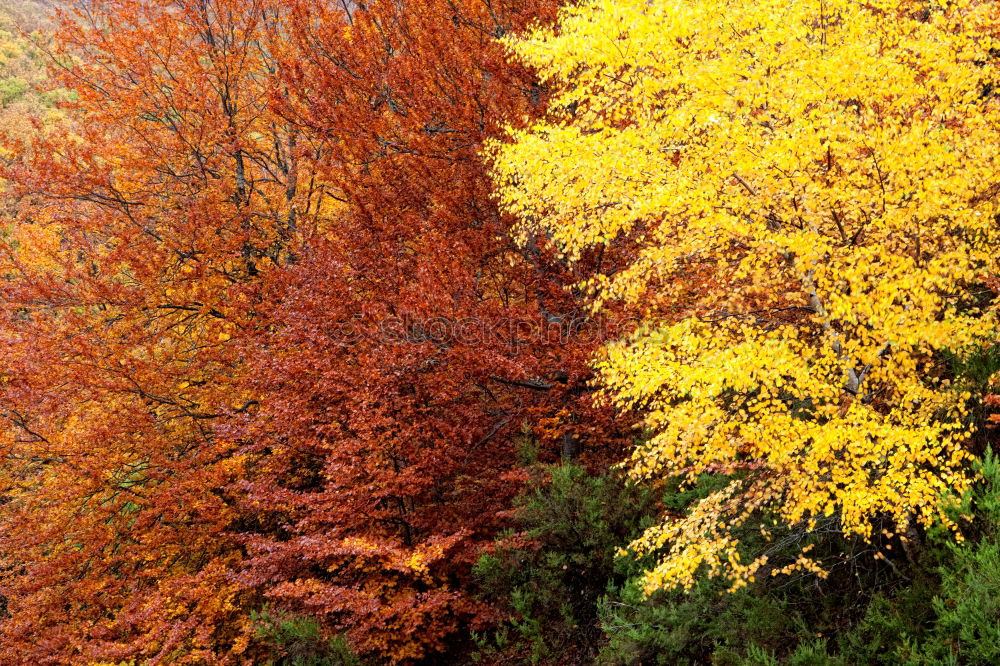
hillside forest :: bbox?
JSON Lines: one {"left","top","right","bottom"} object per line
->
{"left": 3, "top": 1, "right": 1000, "bottom": 664}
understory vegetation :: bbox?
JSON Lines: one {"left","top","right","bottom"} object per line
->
{"left": 475, "top": 438, "right": 1000, "bottom": 665}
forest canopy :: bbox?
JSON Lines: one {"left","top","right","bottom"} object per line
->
{"left": 1, "top": 1, "right": 1000, "bottom": 664}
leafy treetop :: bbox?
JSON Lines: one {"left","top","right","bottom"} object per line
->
{"left": 492, "top": 0, "right": 1000, "bottom": 593}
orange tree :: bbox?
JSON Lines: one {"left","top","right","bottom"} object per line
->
{"left": 231, "top": 0, "right": 632, "bottom": 660}
{"left": 0, "top": 0, "right": 323, "bottom": 662}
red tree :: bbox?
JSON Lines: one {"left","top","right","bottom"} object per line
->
{"left": 231, "top": 0, "right": 634, "bottom": 660}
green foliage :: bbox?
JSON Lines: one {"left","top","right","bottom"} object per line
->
{"left": 597, "top": 574, "right": 795, "bottom": 665}
{"left": 596, "top": 469, "right": 877, "bottom": 665}
{"left": 473, "top": 463, "right": 658, "bottom": 663}
{"left": 742, "top": 640, "right": 845, "bottom": 666}
{"left": 834, "top": 590, "right": 930, "bottom": 665}
{"left": 38, "top": 87, "right": 76, "bottom": 108}
{"left": 797, "top": 449, "right": 1000, "bottom": 666}
{"left": 474, "top": 466, "right": 865, "bottom": 664}
{"left": 900, "top": 449, "right": 1000, "bottom": 665}
{"left": 0, "top": 77, "right": 27, "bottom": 106}
{"left": 252, "top": 609, "right": 360, "bottom": 666}
{"left": 588, "top": 359, "right": 1000, "bottom": 665}
{"left": 920, "top": 541, "right": 1000, "bottom": 664}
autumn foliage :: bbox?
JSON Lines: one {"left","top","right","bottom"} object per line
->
{"left": 493, "top": 0, "right": 1000, "bottom": 595}
{"left": 2, "top": 0, "right": 1000, "bottom": 663}
{"left": 231, "top": 0, "right": 634, "bottom": 659}
{"left": 0, "top": 0, "right": 627, "bottom": 662}
{"left": 0, "top": 0, "right": 314, "bottom": 661}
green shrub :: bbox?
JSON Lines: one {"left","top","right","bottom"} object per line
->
{"left": 894, "top": 449, "right": 1000, "bottom": 665}
{"left": 834, "top": 589, "right": 932, "bottom": 666}
{"left": 473, "top": 463, "right": 658, "bottom": 663}
{"left": 597, "top": 473, "right": 921, "bottom": 665}
{"left": 38, "top": 88, "right": 76, "bottom": 108}
{"left": 472, "top": 447, "right": 1000, "bottom": 665}
{"left": 830, "top": 449, "right": 1000, "bottom": 666}
{"left": 0, "top": 77, "right": 28, "bottom": 106}
{"left": 252, "top": 609, "right": 360, "bottom": 666}
{"left": 598, "top": 574, "right": 799, "bottom": 665}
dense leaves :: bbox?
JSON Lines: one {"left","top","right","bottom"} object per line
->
{"left": 229, "top": 1, "right": 636, "bottom": 659}
{"left": 1, "top": 0, "right": 1000, "bottom": 664}
{"left": 0, "top": 0, "right": 627, "bottom": 662}
{"left": 0, "top": 0, "right": 324, "bottom": 661}
{"left": 493, "top": 0, "right": 1000, "bottom": 593}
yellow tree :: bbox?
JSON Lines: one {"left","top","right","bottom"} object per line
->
{"left": 492, "top": 0, "right": 1000, "bottom": 593}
